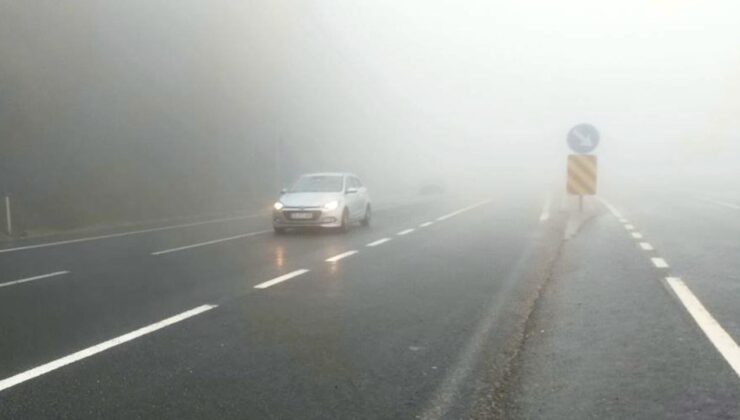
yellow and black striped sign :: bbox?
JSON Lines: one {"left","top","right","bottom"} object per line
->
{"left": 567, "top": 154, "right": 597, "bottom": 195}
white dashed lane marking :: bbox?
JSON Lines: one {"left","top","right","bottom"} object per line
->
{"left": 366, "top": 238, "right": 391, "bottom": 247}
{"left": 397, "top": 228, "right": 415, "bottom": 236}
{"left": 539, "top": 194, "right": 551, "bottom": 222}
{"left": 419, "top": 222, "right": 434, "bottom": 228}
{"left": 631, "top": 232, "right": 643, "bottom": 239}
{"left": 436, "top": 200, "right": 492, "bottom": 221}
{"left": 639, "top": 242, "right": 654, "bottom": 251}
{"left": 325, "top": 250, "right": 358, "bottom": 263}
{"left": 651, "top": 257, "right": 669, "bottom": 268}
{"left": 0, "top": 304, "right": 217, "bottom": 393}
{"left": 254, "top": 269, "right": 310, "bottom": 289}
{"left": 598, "top": 197, "right": 623, "bottom": 218}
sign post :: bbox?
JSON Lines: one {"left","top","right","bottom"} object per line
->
{"left": 566, "top": 124, "right": 600, "bottom": 211}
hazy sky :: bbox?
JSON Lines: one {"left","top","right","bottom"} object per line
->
{"left": 3, "top": 0, "right": 739, "bottom": 209}
{"left": 302, "top": 1, "right": 739, "bottom": 158}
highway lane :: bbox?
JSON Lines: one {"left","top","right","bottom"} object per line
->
{"left": 0, "top": 196, "right": 438, "bottom": 281}
{"left": 3, "top": 180, "right": 737, "bottom": 419}
{"left": 0, "top": 213, "right": 270, "bottom": 284}
{"left": 0, "top": 195, "right": 444, "bottom": 284}
{"left": 603, "top": 187, "right": 740, "bottom": 349}
{"left": 0, "top": 197, "right": 464, "bottom": 379}
{"left": 509, "top": 186, "right": 740, "bottom": 419}
{"left": 0, "top": 187, "right": 560, "bottom": 418}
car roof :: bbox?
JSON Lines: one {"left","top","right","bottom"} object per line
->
{"left": 299, "top": 172, "right": 358, "bottom": 178}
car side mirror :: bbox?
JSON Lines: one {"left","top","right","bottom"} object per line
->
{"left": 346, "top": 187, "right": 358, "bottom": 194}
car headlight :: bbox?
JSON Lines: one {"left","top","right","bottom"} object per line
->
{"left": 323, "top": 200, "right": 339, "bottom": 211}
{"left": 273, "top": 202, "right": 284, "bottom": 210}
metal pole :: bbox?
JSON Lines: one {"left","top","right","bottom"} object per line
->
{"left": 275, "top": 136, "right": 281, "bottom": 192}
{"left": 4, "top": 195, "right": 11, "bottom": 236}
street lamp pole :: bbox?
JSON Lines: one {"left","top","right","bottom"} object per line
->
{"left": 4, "top": 195, "right": 12, "bottom": 236}
{"left": 275, "top": 135, "right": 281, "bottom": 192}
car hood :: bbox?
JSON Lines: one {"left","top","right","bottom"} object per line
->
{"left": 279, "top": 192, "right": 342, "bottom": 208}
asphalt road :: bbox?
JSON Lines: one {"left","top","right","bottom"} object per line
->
{"left": 509, "top": 184, "right": 740, "bottom": 419}
{"left": 0, "top": 185, "right": 561, "bottom": 419}
{"left": 1, "top": 182, "right": 738, "bottom": 419}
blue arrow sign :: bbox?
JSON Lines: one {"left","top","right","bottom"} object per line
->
{"left": 567, "top": 123, "right": 600, "bottom": 154}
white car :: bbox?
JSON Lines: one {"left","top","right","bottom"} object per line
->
{"left": 272, "top": 172, "right": 371, "bottom": 233}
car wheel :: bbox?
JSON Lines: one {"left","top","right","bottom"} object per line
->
{"left": 273, "top": 227, "right": 286, "bottom": 235}
{"left": 361, "top": 205, "right": 371, "bottom": 227}
{"left": 339, "top": 209, "right": 350, "bottom": 233}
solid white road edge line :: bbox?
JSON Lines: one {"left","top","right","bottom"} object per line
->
{"left": 0, "top": 304, "right": 217, "bottom": 393}
{"left": 366, "top": 238, "right": 391, "bottom": 247}
{"left": 698, "top": 197, "right": 740, "bottom": 211}
{"left": 666, "top": 277, "right": 740, "bottom": 378}
{"left": 325, "top": 251, "right": 358, "bottom": 263}
{"left": 253, "top": 269, "right": 310, "bottom": 289}
{"left": 0, "top": 214, "right": 264, "bottom": 255}
{"left": 397, "top": 228, "right": 415, "bottom": 236}
{"left": 0, "top": 271, "right": 70, "bottom": 289}
{"left": 651, "top": 257, "right": 669, "bottom": 268}
{"left": 151, "top": 230, "right": 272, "bottom": 255}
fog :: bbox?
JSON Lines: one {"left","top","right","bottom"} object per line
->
{"left": 2, "top": 0, "right": 739, "bottom": 232}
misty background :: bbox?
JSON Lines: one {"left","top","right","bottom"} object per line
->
{"left": 2, "top": 1, "right": 739, "bottom": 234}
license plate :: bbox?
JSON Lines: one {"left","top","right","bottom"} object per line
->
{"left": 290, "top": 212, "right": 313, "bottom": 220}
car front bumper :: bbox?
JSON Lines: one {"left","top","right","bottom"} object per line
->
{"left": 272, "top": 207, "right": 343, "bottom": 228}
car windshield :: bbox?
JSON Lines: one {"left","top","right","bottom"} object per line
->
{"left": 289, "top": 175, "right": 343, "bottom": 193}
